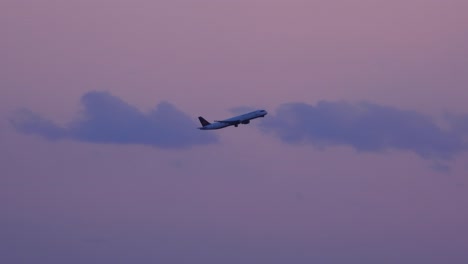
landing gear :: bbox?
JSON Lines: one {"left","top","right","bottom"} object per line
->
{"left": 234, "top": 124, "right": 238, "bottom": 127}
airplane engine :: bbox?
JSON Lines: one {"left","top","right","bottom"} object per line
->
{"left": 241, "top": 120, "right": 250, "bottom": 124}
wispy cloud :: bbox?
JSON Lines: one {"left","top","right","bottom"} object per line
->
{"left": 11, "top": 91, "right": 218, "bottom": 148}
{"left": 444, "top": 112, "right": 468, "bottom": 137}
{"left": 260, "top": 101, "right": 468, "bottom": 161}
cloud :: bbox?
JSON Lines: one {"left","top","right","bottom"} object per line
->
{"left": 260, "top": 101, "right": 467, "bottom": 161}
{"left": 444, "top": 112, "right": 468, "bottom": 137}
{"left": 11, "top": 91, "right": 218, "bottom": 148}
{"left": 10, "top": 109, "right": 67, "bottom": 140}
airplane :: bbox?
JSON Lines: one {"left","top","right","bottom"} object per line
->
{"left": 198, "top": 109, "right": 267, "bottom": 130}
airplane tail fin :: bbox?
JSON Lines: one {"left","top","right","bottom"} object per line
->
{"left": 198, "top": 116, "right": 211, "bottom": 127}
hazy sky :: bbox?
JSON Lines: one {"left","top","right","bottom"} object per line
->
{"left": 2, "top": 1, "right": 468, "bottom": 263}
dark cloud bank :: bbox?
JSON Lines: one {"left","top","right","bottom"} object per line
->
{"left": 11, "top": 91, "right": 218, "bottom": 148}
{"left": 11, "top": 92, "right": 468, "bottom": 164}
{"left": 260, "top": 101, "right": 468, "bottom": 162}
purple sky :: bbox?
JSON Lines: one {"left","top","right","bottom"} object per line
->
{"left": 2, "top": 0, "right": 468, "bottom": 263}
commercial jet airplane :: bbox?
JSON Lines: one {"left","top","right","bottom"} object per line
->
{"left": 198, "top": 109, "right": 267, "bottom": 130}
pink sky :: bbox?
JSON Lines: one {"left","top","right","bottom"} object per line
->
{"left": 2, "top": 1, "right": 468, "bottom": 263}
